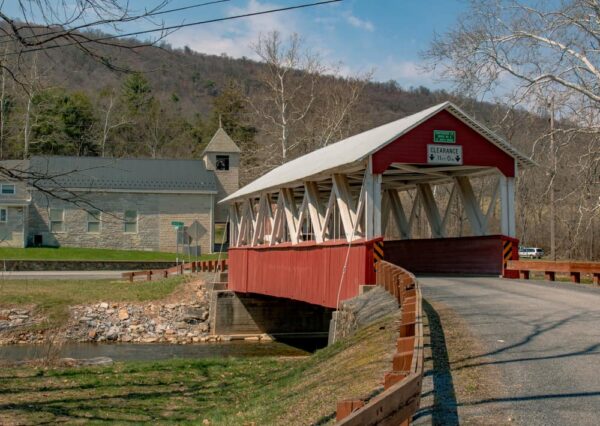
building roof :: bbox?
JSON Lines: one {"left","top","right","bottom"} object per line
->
{"left": 203, "top": 128, "right": 241, "bottom": 154}
{"left": 222, "top": 101, "right": 535, "bottom": 203}
{"left": 8, "top": 156, "right": 217, "bottom": 193}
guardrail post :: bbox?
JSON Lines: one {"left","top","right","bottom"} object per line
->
{"left": 383, "top": 371, "right": 407, "bottom": 389}
{"left": 570, "top": 272, "right": 581, "bottom": 283}
{"left": 146, "top": 271, "right": 152, "bottom": 281}
{"left": 545, "top": 271, "right": 556, "bottom": 281}
{"left": 336, "top": 399, "right": 364, "bottom": 421}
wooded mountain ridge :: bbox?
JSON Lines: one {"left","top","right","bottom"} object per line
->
{"left": 1, "top": 32, "right": 596, "bottom": 260}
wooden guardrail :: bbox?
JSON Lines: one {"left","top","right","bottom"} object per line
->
{"left": 121, "top": 259, "right": 228, "bottom": 282}
{"left": 506, "top": 260, "right": 600, "bottom": 284}
{"left": 336, "top": 260, "right": 424, "bottom": 425}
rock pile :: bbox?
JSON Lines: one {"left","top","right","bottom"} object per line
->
{"left": 67, "top": 290, "right": 212, "bottom": 344}
{"left": 0, "top": 308, "right": 37, "bottom": 332}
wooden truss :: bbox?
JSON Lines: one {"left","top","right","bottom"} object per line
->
{"left": 229, "top": 162, "right": 515, "bottom": 247}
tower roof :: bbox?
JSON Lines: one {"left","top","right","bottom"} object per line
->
{"left": 203, "top": 128, "right": 241, "bottom": 154}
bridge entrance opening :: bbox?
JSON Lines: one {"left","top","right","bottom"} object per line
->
{"left": 222, "top": 102, "right": 534, "bottom": 308}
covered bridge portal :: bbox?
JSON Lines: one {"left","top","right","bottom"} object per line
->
{"left": 222, "top": 102, "right": 534, "bottom": 309}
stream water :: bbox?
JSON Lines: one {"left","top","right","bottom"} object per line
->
{"left": 0, "top": 339, "right": 325, "bottom": 362}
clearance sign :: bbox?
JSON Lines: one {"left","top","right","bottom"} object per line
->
{"left": 429, "top": 129, "right": 462, "bottom": 165}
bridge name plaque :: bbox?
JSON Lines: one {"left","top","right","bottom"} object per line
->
{"left": 427, "top": 144, "right": 463, "bottom": 165}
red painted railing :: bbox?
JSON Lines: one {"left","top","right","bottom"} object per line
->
{"left": 336, "top": 260, "right": 424, "bottom": 425}
{"left": 121, "top": 259, "right": 228, "bottom": 282}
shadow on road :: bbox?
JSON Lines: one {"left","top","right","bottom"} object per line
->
{"left": 413, "top": 299, "right": 459, "bottom": 425}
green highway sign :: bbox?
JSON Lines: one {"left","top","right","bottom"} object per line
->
{"left": 433, "top": 130, "right": 456, "bottom": 143}
{"left": 171, "top": 221, "right": 184, "bottom": 228}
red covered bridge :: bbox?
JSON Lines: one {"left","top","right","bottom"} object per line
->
{"left": 221, "top": 102, "right": 534, "bottom": 309}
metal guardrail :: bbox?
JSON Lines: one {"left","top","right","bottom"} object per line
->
{"left": 507, "top": 260, "right": 600, "bottom": 284}
{"left": 336, "top": 260, "right": 424, "bottom": 425}
{"left": 121, "top": 259, "right": 228, "bottom": 282}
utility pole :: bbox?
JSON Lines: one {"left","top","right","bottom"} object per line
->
{"left": 549, "top": 97, "right": 556, "bottom": 261}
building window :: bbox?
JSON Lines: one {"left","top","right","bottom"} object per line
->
{"left": 50, "top": 209, "right": 64, "bottom": 233}
{"left": 0, "top": 208, "right": 7, "bottom": 222}
{"left": 1, "top": 184, "right": 15, "bottom": 195}
{"left": 124, "top": 210, "right": 137, "bottom": 233}
{"left": 215, "top": 155, "right": 229, "bottom": 171}
{"left": 87, "top": 210, "right": 101, "bottom": 233}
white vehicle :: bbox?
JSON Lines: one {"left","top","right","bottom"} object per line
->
{"left": 518, "top": 247, "right": 544, "bottom": 259}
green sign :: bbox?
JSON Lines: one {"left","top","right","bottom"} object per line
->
{"left": 433, "top": 130, "right": 456, "bottom": 143}
{"left": 171, "top": 221, "right": 184, "bottom": 228}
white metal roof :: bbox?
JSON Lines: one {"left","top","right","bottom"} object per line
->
{"left": 222, "top": 101, "right": 535, "bottom": 203}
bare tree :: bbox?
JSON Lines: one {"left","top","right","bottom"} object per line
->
{"left": 250, "top": 31, "right": 324, "bottom": 163}
{"left": 426, "top": 0, "right": 600, "bottom": 260}
{"left": 249, "top": 31, "right": 372, "bottom": 169}
{"left": 98, "top": 86, "right": 127, "bottom": 157}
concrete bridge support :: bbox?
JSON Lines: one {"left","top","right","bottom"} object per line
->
{"left": 209, "top": 290, "right": 332, "bottom": 338}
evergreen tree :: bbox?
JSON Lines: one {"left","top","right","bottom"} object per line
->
{"left": 121, "top": 72, "right": 153, "bottom": 116}
{"left": 30, "top": 89, "right": 98, "bottom": 155}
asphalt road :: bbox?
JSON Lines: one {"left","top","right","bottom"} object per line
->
{"left": 0, "top": 271, "right": 126, "bottom": 280}
{"left": 419, "top": 276, "right": 600, "bottom": 426}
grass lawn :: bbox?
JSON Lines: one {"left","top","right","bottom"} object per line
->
{"left": 0, "top": 277, "right": 186, "bottom": 330}
{"left": 0, "top": 314, "right": 398, "bottom": 425}
{"left": 0, "top": 247, "right": 226, "bottom": 262}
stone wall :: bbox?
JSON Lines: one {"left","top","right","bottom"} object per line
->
{"left": 28, "top": 191, "right": 214, "bottom": 254}
{"left": 1, "top": 260, "right": 175, "bottom": 271}
{"left": 0, "top": 206, "right": 26, "bottom": 248}
{"left": 328, "top": 286, "right": 399, "bottom": 344}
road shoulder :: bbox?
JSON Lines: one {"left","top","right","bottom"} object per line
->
{"left": 414, "top": 299, "right": 516, "bottom": 425}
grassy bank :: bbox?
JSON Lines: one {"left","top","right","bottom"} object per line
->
{"left": 0, "top": 247, "right": 226, "bottom": 262}
{"left": 0, "top": 314, "right": 398, "bottom": 425}
{"left": 0, "top": 277, "right": 185, "bottom": 330}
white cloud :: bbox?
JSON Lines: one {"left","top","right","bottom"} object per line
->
{"left": 345, "top": 14, "right": 374, "bottom": 32}
{"left": 166, "top": 0, "right": 299, "bottom": 59}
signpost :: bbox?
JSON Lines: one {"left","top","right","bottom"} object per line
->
{"left": 171, "top": 221, "right": 184, "bottom": 264}
{"left": 427, "top": 144, "right": 463, "bottom": 165}
{"left": 433, "top": 130, "right": 456, "bottom": 143}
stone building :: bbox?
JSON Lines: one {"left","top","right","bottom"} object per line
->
{"left": 0, "top": 129, "right": 240, "bottom": 253}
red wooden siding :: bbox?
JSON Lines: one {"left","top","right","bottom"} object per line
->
{"left": 372, "top": 110, "right": 516, "bottom": 177}
{"left": 228, "top": 239, "right": 379, "bottom": 309}
{"left": 383, "top": 235, "right": 519, "bottom": 276}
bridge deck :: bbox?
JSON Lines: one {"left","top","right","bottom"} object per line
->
{"left": 419, "top": 276, "right": 600, "bottom": 425}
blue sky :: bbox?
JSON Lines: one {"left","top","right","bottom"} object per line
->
{"left": 5, "top": 0, "right": 468, "bottom": 88}
{"left": 161, "top": 0, "right": 467, "bottom": 88}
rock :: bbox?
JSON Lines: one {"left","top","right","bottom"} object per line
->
{"left": 99, "top": 302, "right": 109, "bottom": 309}
{"left": 118, "top": 309, "right": 129, "bottom": 321}
{"left": 245, "top": 336, "right": 260, "bottom": 342}
{"left": 259, "top": 334, "right": 273, "bottom": 342}
{"left": 141, "top": 336, "right": 158, "bottom": 343}
{"left": 79, "top": 357, "right": 114, "bottom": 366}
{"left": 88, "top": 330, "right": 97, "bottom": 340}
{"left": 182, "top": 307, "right": 206, "bottom": 324}
{"left": 106, "top": 326, "right": 119, "bottom": 341}
{"left": 9, "top": 314, "right": 29, "bottom": 320}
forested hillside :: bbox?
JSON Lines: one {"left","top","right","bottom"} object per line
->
{"left": 0, "top": 31, "right": 597, "bottom": 260}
